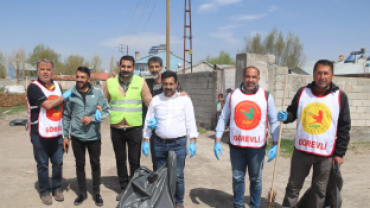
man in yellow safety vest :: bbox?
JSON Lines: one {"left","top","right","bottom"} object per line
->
{"left": 103, "top": 55, "right": 152, "bottom": 201}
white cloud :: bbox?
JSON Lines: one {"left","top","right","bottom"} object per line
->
{"left": 214, "top": 0, "right": 242, "bottom": 5}
{"left": 198, "top": 4, "right": 217, "bottom": 13}
{"left": 209, "top": 31, "right": 240, "bottom": 44}
{"left": 268, "top": 5, "right": 278, "bottom": 12}
{"left": 99, "top": 33, "right": 182, "bottom": 53}
{"left": 198, "top": 0, "right": 242, "bottom": 13}
{"left": 231, "top": 13, "right": 267, "bottom": 21}
{"left": 218, "top": 24, "right": 245, "bottom": 30}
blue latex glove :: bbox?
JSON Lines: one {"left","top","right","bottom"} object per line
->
{"left": 267, "top": 145, "right": 277, "bottom": 162}
{"left": 147, "top": 118, "right": 158, "bottom": 130}
{"left": 63, "top": 89, "right": 72, "bottom": 99}
{"left": 187, "top": 141, "right": 197, "bottom": 158}
{"left": 214, "top": 142, "right": 223, "bottom": 160}
{"left": 95, "top": 110, "right": 102, "bottom": 123}
{"left": 277, "top": 110, "right": 287, "bottom": 121}
{"left": 142, "top": 141, "right": 150, "bottom": 157}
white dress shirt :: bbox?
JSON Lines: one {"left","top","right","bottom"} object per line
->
{"left": 143, "top": 92, "right": 199, "bottom": 140}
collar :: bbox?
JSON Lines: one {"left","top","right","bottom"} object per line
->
{"left": 37, "top": 78, "right": 55, "bottom": 89}
{"left": 119, "top": 75, "right": 133, "bottom": 85}
{"left": 161, "top": 91, "right": 180, "bottom": 99}
{"left": 72, "top": 83, "right": 93, "bottom": 96}
{"left": 240, "top": 83, "right": 259, "bottom": 94}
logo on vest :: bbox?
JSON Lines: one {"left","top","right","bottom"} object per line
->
{"left": 234, "top": 100, "right": 261, "bottom": 130}
{"left": 301, "top": 102, "right": 331, "bottom": 135}
{"left": 46, "top": 95, "right": 63, "bottom": 121}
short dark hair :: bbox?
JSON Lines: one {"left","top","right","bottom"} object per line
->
{"left": 161, "top": 71, "right": 178, "bottom": 83}
{"left": 243, "top": 66, "right": 260, "bottom": 76}
{"left": 313, "top": 59, "right": 334, "bottom": 73}
{"left": 218, "top": 94, "right": 224, "bottom": 98}
{"left": 148, "top": 56, "right": 163, "bottom": 66}
{"left": 76, "top": 66, "right": 91, "bottom": 77}
{"left": 120, "top": 55, "right": 135, "bottom": 66}
{"left": 226, "top": 88, "right": 232, "bottom": 93}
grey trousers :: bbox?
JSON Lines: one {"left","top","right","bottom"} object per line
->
{"left": 282, "top": 149, "right": 332, "bottom": 208}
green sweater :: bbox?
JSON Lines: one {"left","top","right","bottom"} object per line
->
{"left": 63, "top": 83, "right": 110, "bottom": 141}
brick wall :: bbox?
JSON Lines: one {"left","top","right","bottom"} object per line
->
{"left": 177, "top": 71, "right": 219, "bottom": 129}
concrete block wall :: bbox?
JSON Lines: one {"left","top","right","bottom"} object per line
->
{"left": 270, "top": 71, "right": 370, "bottom": 141}
{"left": 177, "top": 71, "right": 219, "bottom": 129}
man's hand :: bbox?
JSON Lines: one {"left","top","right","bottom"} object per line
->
{"left": 80, "top": 117, "right": 93, "bottom": 125}
{"left": 179, "top": 91, "right": 189, "bottom": 97}
{"left": 214, "top": 142, "right": 223, "bottom": 160}
{"left": 142, "top": 139, "right": 150, "bottom": 157}
{"left": 63, "top": 138, "right": 70, "bottom": 153}
{"left": 332, "top": 156, "right": 344, "bottom": 165}
{"left": 267, "top": 145, "right": 277, "bottom": 162}
{"left": 95, "top": 110, "right": 102, "bottom": 123}
{"left": 277, "top": 110, "right": 287, "bottom": 121}
{"left": 109, "top": 72, "right": 117, "bottom": 78}
{"left": 187, "top": 141, "right": 197, "bottom": 158}
{"left": 63, "top": 89, "right": 72, "bottom": 99}
{"left": 147, "top": 118, "right": 158, "bottom": 130}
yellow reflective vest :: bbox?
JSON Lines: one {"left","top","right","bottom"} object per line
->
{"left": 107, "top": 75, "right": 144, "bottom": 126}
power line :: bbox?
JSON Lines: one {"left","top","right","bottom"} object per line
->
{"left": 127, "top": 0, "right": 152, "bottom": 45}
{"left": 135, "top": 0, "right": 159, "bottom": 48}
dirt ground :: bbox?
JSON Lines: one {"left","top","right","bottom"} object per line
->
{"left": 0, "top": 111, "right": 369, "bottom": 208}
{"left": 0, "top": 93, "right": 26, "bottom": 107}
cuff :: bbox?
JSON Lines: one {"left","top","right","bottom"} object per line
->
{"left": 216, "top": 131, "right": 224, "bottom": 139}
{"left": 188, "top": 132, "right": 199, "bottom": 139}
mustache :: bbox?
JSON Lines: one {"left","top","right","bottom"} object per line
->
{"left": 77, "top": 81, "right": 83, "bottom": 84}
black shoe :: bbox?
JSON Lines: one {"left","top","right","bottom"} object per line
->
{"left": 74, "top": 194, "right": 87, "bottom": 206}
{"left": 93, "top": 194, "right": 103, "bottom": 207}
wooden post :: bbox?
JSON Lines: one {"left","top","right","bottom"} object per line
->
{"left": 166, "top": 0, "right": 170, "bottom": 71}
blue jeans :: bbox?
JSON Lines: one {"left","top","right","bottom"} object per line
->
{"left": 230, "top": 146, "right": 266, "bottom": 208}
{"left": 31, "top": 133, "right": 64, "bottom": 195}
{"left": 153, "top": 136, "right": 187, "bottom": 205}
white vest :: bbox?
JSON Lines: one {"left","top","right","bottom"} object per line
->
{"left": 295, "top": 87, "right": 340, "bottom": 156}
{"left": 229, "top": 88, "right": 268, "bottom": 148}
{"left": 28, "top": 81, "right": 63, "bottom": 138}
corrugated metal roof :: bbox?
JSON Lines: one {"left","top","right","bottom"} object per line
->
{"left": 334, "top": 58, "right": 370, "bottom": 75}
{"left": 178, "top": 60, "right": 213, "bottom": 71}
{"left": 11, "top": 62, "right": 36, "bottom": 71}
{"left": 216, "top": 64, "right": 235, "bottom": 70}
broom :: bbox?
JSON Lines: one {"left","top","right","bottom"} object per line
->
{"left": 267, "top": 75, "right": 288, "bottom": 208}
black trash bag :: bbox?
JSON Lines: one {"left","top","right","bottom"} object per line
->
{"left": 119, "top": 151, "right": 177, "bottom": 208}
{"left": 9, "top": 119, "right": 28, "bottom": 130}
{"left": 297, "top": 163, "right": 343, "bottom": 208}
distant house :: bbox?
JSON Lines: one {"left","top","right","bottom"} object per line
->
{"left": 334, "top": 49, "right": 370, "bottom": 77}
{"left": 7, "top": 62, "right": 37, "bottom": 79}
{"left": 135, "top": 51, "right": 190, "bottom": 76}
{"left": 177, "top": 60, "right": 213, "bottom": 74}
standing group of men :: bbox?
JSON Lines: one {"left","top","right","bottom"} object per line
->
{"left": 27, "top": 56, "right": 197, "bottom": 208}
{"left": 27, "top": 57, "right": 350, "bottom": 208}
{"left": 215, "top": 60, "right": 350, "bottom": 208}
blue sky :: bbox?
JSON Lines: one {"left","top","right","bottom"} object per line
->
{"left": 0, "top": 0, "right": 369, "bottom": 72}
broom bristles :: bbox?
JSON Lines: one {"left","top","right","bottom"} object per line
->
{"left": 267, "top": 188, "right": 277, "bottom": 208}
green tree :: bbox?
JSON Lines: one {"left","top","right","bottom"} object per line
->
{"left": 27, "top": 44, "right": 62, "bottom": 73}
{"left": 0, "top": 51, "right": 6, "bottom": 78}
{"left": 243, "top": 28, "right": 306, "bottom": 69}
{"left": 206, "top": 51, "right": 236, "bottom": 65}
{"left": 64, "top": 54, "right": 85, "bottom": 75}
{"left": 8, "top": 48, "right": 26, "bottom": 80}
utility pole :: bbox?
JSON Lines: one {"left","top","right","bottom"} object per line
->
{"left": 184, "top": 0, "right": 193, "bottom": 73}
{"left": 16, "top": 53, "right": 20, "bottom": 85}
{"left": 116, "top": 44, "right": 129, "bottom": 55}
{"left": 166, "top": 0, "right": 170, "bottom": 71}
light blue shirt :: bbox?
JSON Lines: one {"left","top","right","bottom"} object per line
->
{"left": 215, "top": 85, "right": 280, "bottom": 142}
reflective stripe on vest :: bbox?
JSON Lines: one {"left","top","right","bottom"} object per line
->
{"left": 294, "top": 87, "right": 340, "bottom": 156}
{"left": 107, "top": 75, "right": 144, "bottom": 126}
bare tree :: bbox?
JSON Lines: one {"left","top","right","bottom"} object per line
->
{"left": 110, "top": 55, "right": 119, "bottom": 73}
{"left": 64, "top": 54, "right": 85, "bottom": 75}
{"left": 90, "top": 53, "right": 103, "bottom": 74}
{"left": 0, "top": 51, "right": 6, "bottom": 78}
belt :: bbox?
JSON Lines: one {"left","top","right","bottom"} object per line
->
{"left": 154, "top": 132, "right": 186, "bottom": 143}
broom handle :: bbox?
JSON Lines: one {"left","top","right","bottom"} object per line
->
{"left": 269, "top": 75, "right": 288, "bottom": 202}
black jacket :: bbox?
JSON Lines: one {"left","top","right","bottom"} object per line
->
{"left": 284, "top": 81, "right": 351, "bottom": 157}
